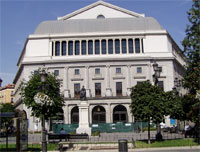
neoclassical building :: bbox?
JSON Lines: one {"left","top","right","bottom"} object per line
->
{"left": 14, "top": 1, "right": 186, "bottom": 131}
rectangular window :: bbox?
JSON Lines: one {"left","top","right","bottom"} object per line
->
{"left": 55, "top": 41, "right": 60, "bottom": 56}
{"left": 81, "top": 40, "right": 86, "bottom": 55}
{"left": 95, "top": 40, "right": 100, "bottom": 54}
{"left": 115, "top": 39, "right": 120, "bottom": 54}
{"left": 74, "top": 83, "right": 80, "bottom": 98}
{"left": 88, "top": 40, "right": 93, "bottom": 55}
{"left": 11, "top": 98, "right": 13, "bottom": 103}
{"left": 95, "top": 68, "right": 100, "bottom": 74}
{"left": 137, "top": 67, "right": 142, "bottom": 73}
{"left": 75, "top": 69, "right": 80, "bottom": 75}
{"left": 68, "top": 41, "right": 73, "bottom": 55}
{"left": 62, "top": 41, "right": 66, "bottom": 56}
{"left": 135, "top": 38, "right": 140, "bottom": 53}
{"left": 54, "top": 70, "right": 59, "bottom": 76}
{"left": 95, "top": 83, "right": 101, "bottom": 97}
{"left": 137, "top": 81, "right": 143, "bottom": 85}
{"left": 52, "top": 42, "right": 54, "bottom": 56}
{"left": 116, "top": 68, "right": 121, "bottom": 74}
{"left": 75, "top": 41, "right": 80, "bottom": 55}
{"left": 158, "top": 81, "right": 164, "bottom": 91}
{"left": 108, "top": 39, "right": 113, "bottom": 54}
{"left": 116, "top": 82, "right": 122, "bottom": 96}
{"left": 122, "top": 39, "right": 127, "bottom": 54}
{"left": 128, "top": 39, "right": 133, "bottom": 53}
{"left": 101, "top": 40, "right": 106, "bottom": 54}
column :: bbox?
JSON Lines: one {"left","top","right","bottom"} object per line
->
{"left": 127, "top": 65, "right": 131, "bottom": 96}
{"left": 105, "top": 65, "right": 112, "bottom": 96}
{"left": 85, "top": 66, "right": 91, "bottom": 97}
{"left": 106, "top": 103, "right": 111, "bottom": 123}
{"left": 63, "top": 67, "right": 70, "bottom": 98}
{"left": 126, "top": 38, "right": 129, "bottom": 54}
{"left": 60, "top": 41, "right": 62, "bottom": 56}
{"left": 80, "top": 40, "right": 82, "bottom": 55}
{"left": 49, "top": 41, "right": 52, "bottom": 57}
{"left": 119, "top": 38, "right": 122, "bottom": 54}
{"left": 63, "top": 105, "right": 69, "bottom": 124}
{"left": 100, "top": 39, "right": 102, "bottom": 55}
{"left": 139, "top": 38, "right": 142, "bottom": 54}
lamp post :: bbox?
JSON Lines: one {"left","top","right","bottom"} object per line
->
{"left": 40, "top": 69, "right": 48, "bottom": 152}
{"left": 152, "top": 62, "right": 162, "bottom": 139}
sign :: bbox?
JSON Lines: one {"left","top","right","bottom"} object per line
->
{"left": 170, "top": 119, "right": 176, "bottom": 125}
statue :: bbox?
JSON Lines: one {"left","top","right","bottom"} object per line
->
{"left": 80, "top": 86, "right": 86, "bottom": 100}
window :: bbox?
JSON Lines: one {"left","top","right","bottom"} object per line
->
{"left": 81, "top": 40, "right": 86, "bottom": 55}
{"left": 55, "top": 41, "right": 60, "bottom": 56}
{"left": 137, "top": 81, "right": 143, "bottom": 85}
{"left": 137, "top": 67, "right": 142, "bottom": 73}
{"left": 34, "top": 71, "right": 39, "bottom": 75}
{"left": 101, "top": 40, "right": 106, "bottom": 54}
{"left": 115, "top": 39, "right": 120, "bottom": 54}
{"left": 95, "top": 40, "right": 100, "bottom": 54}
{"left": 113, "top": 105, "right": 127, "bottom": 123}
{"left": 95, "top": 83, "right": 101, "bottom": 97}
{"left": 141, "top": 38, "right": 144, "bottom": 53}
{"left": 88, "top": 40, "right": 93, "bottom": 55}
{"left": 116, "top": 82, "right": 122, "bottom": 96}
{"left": 128, "top": 39, "right": 133, "bottom": 53}
{"left": 68, "top": 41, "right": 73, "bottom": 55}
{"left": 116, "top": 68, "right": 121, "bottom": 74}
{"left": 71, "top": 106, "right": 79, "bottom": 124}
{"left": 92, "top": 106, "right": 106, "bottom": 123}
{"left": 108, "top": 39, "right": 113, "bottom": 54}
{"left": 95, "top": 68, "right": 100, "bottom": 75}
{"left": 135, "top": 38, "right": 140, "bottom": 53}
{"left": 11, "top": 98, "right": 13, "bottom": 103}
{"left": 54, "top": 70, "right": 59, "bottom": 76}
{"left": 158, "top": 81, "right": 164, "bottom": 91}
{"left": 62, "top": 41, "right": 66, "bottom": 56}
{"left": 97, "top": 15, "right": 105, "bottom": 19}
{"left": 74, "top": 83, "right": 80, "bottom": 98}
{"left": 122, "top": 39, "right": 127, "bottom": 54}
{"left": 75, "top": 41, "right": 80, "bottom": 55}
{"left": 52, "top": 42, "right": 54, "bottom": 56}
{"left": 75, "top": 69, "right": 80, "bottom": 75}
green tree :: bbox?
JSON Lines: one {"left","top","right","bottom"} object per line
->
{"left": 21, "top": 69, "right": 64, "bottom": 151}
{"left": 130, "top": 81, "right": 166, "bottom": 144}
{"left": 0, "top": 103, "right": 15, "bottom": 129}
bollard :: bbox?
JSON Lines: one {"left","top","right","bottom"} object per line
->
{"left": 118, "top": 139, "right": 128, "bottom": 152}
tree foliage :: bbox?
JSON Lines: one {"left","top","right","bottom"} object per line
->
{"left": 0, "top": 103, "right": 15, "bottom": 128}
{"left": 182, "top": 0, "right": 200, "bottom": 122}
{"left": 20, "top": 69, "right": 64, "bottom": 120}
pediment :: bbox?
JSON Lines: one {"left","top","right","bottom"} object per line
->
{"left": 58, "top": 1, "right": 144, "bottom": 20}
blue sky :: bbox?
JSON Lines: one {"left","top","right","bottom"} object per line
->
{"left": 0, "top": 0, "right": 192, "bottom": 86}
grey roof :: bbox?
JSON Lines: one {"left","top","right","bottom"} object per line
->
{"left": 34, "top": 17, "right": 164, "bottom": 35}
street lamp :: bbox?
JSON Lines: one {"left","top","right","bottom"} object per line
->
{"left": 40, "top": 69, "right": 48, "bottom": 152}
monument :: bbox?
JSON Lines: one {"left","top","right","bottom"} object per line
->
{"left": 76, "top": 86, "right": 92, "bottom": 135}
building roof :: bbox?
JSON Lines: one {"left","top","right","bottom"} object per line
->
{"left": 34, "top": 17, "right": 163, "bottom": 35}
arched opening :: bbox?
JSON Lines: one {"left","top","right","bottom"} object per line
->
{"left": 71, "top": 106, "right": 79, "bottom": 124}
{"left": 113, "top": 105, "right": 127, "bottom": 123}
{"left": 50, "top": 108, "right": 64, "bottom": 130}
{"left": 97, "top": 14, "right": 105, "bottom": 19}
{"left": 92, "top": 105, "right": 106, "bottom": 123}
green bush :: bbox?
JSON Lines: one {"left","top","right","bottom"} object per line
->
{"left": 92, "top": 131, "right": 100, "bottom": 136}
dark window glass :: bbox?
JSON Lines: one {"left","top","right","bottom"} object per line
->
{"left": 95, "top": 68, "right": 100, "bottom": 74}
{"left": 95, "top": 40, "right": 100, "bottom": 54}
{"left": 135, "top": 38, "right": 140, "bottom": 53}
{"left": 55, "top": 41, "right": 60, "bottom": 56}
{"left": 75, "top": 41, "right": 80, "bottom": 55}
{"left": 137, "top": 67, "right": 142, "bottom": 73}
{"left": 116, "top": 68, "right": 121, "bottom": 74}
{"left": 74, "top": 83, "right": 80, "bottom": 98}
{"left": 158, "top": 81, "right": 164, "bottom": 91}
{"left": 68, "top": 41, "right": 73, "bottom": 55}
{"left": 81, "top": 40, "right": 86, "bottom": 55}
{"left": 101, "top": 40, "right": 106, "bottom": 54}
{"left": 116, "top": 82, "right": 122, "bottom": 96}
{"left": 97, "top": 15, "right": 105, "bottom": 19}
{"left": 52, "top": 42, "right": 54, "bottom": 56}
{"left": 122, "top": 39, "right": 127, "bottom": 54}
{"left": 88, "top": 40, "right": 93, "bottom": 55}
{"left": 54, "top": 70, "right": 59, "bottom": 76}
{"left": 71, "top": 106, "right": 79, "bottom": 124}
{"left": 34, "top": 71, "right": 39, "bottom": 75}
{"left": 11, "top": 98, "right": 13, "bottom": 103}
{"left": 128, "top": 39, "right": 133, "bottom": 53}
{"left": 113, "top": 105, "right": 127, "bottom": 123}
{"left": 62, "top": 41, "right": 66, "bottom": 56}
{"left": 141, "top": 38, "right": 144, "bottom": 53}
{"left": 95, "top": 83, "right": 101, "bottom": 97}
{"left": 75, "top": 69, "right": 80, "bottom": 75}
{"left": 115, "top": 39, "right": 120, "bottom": 54}
{"left": 92, "top": 106, "right": 106, "bottom": 123}
{"left": 137, "top": 81, "right": 143, "bottom": 85}
{"left": 108, "top": 39, "right": 113, "bottom": 54}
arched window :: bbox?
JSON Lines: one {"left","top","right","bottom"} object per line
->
{"left": 71, "top": 106, "right": 79, "bottom": 124}
{"left": 113, "top": 105, "right": 127, "bottom": 123}
{"left": 92, "top": 106, "right": 106, "bottom": 123}
{"left": 97, "top": 14, "right": 105, "bottom": 19}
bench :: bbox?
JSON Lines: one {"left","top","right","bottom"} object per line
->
{"left": 48, "top": 133, "right": 89, "bottom": 142}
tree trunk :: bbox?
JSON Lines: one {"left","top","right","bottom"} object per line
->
{"left": 41, "top": 116, "right": 47, "bottom": 152}
{"left": 156, "top": 122, "right": 161, "bottom": 134}
{"left": 148, "top": 118, "right": 151, "bottom": 144}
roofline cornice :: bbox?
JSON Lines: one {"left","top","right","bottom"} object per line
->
{"left": 57, "top": 1, "right": 144, "bottom": 20}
